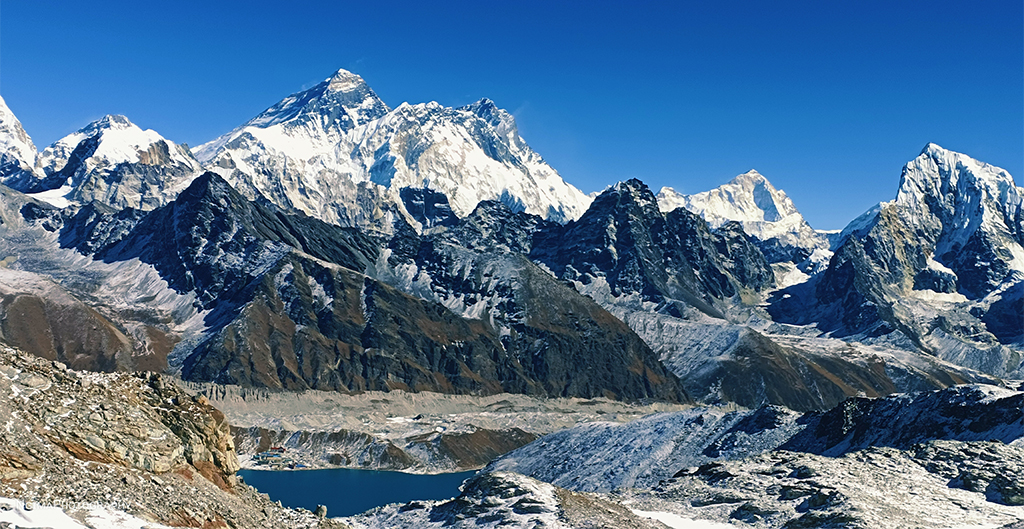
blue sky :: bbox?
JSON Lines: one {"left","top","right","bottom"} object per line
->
{"left": 1, "top": 1, "right": 1020, "bottom": 230}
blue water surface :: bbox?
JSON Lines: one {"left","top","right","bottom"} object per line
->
{"left": 238, "top": 468, "right": 476, "bottom": 517}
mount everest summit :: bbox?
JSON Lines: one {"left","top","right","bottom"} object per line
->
{"left": 193, "top": 69, "right": 591, "bottom": 233}
{"left": 0, "top": 68, "right": 1020, "bottom": 409}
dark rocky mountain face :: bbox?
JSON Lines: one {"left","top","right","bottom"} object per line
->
{"left": 379, "top": 180, "right": 998, "bottom": 413}
{"left": 52, "top": 173, "right": 685, "bottom": 402}
{"left": 400, "top": 187, "right": 458, "bottom": 229}
{"left": 18, "top": 134, "right": 102, "bottom": 193}
{"left": 3, "top": 129, "right": 1017, "bottom": 417}
{"left": 531, "top": 179, "right": 774, "bottom": 318}
{"left": 376, "top": 198, "right": 688, "bottom": 402}
{"left": 63, "top": 172, "right": 379, "bottom": 312}
{"left": 440, "top": 199, "right": 554, "bottom": 255}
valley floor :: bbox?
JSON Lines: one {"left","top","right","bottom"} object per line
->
{"left": 187, "top": 382, "right": 692, "bottom": 473}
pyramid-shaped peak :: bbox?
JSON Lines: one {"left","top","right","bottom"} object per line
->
{"left": 175, "top": 171, "right": 244, "bottom": 208}
{"left": 95, "top": 114, "right": 134, "bottom": 128}
{"left": 325, "top": 68, "right": 369, "bottom": 93}
{"left": 612, "top": 178, "right": 652, "bottom": 194}
{"left": 0, "top": 95, "right": 36, "bottom": 146}
{"left": 0, "top": 94, "right": 43, "bottom": 186}
{"left": 597, "top": 178, "right": 660, "bottom": 211}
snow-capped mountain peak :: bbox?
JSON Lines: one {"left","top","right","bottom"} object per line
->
{"left": 325, "top": 67, "right": 368, "bottom": 92}
{"left": 0, "top": 95, "right": 44, "bottom": 188}
{"left": 37, "top": 114, "right": 194, "bottom": 175}
{"left": 891, "top": 143, "right": 1024, "bottom": 287}
{"left": 897, "top": 143, "right": 1022, "bottom": 239}
{"left": 657, "top": 170, "right": 830, "bottom": 268}
{"left": 776, "top": 144, "right": 1024, "bottom": 356}
{"left": 658, "top": 169, "right": 800, "bottom": 225}
{"left": 23, "top": 114, "right": 203, "bottom": 210}
{"left": 196, "top": 68, "right": 592, "bottom": 232}
{"left": 81, "top": 113, "right": 133, "bottom": 133}
{"left": 459, "top": 98, "right": 523, "bottom": 150}
{"left": 245, "top": 68, "right": 387, "bottom": 133}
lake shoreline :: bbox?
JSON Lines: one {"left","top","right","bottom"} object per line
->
{"left": 238, "top": 467, "right": 477, "bottom": 518}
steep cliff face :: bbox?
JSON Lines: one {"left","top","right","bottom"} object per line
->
{"left": 0, "top": 344, "right": 238, "bottom": 487}
{"left": 182, "top": 249, "right": 684, "bottom": 401}
{"left": 376, "top": 199, "right": 687, "bottom": 402}
{"left": 0, "top": 96, "right": 44, "bottom": 189}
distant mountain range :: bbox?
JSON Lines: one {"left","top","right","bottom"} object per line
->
{"left": 0, "top": 69, "right": 1020, "bottom": 412}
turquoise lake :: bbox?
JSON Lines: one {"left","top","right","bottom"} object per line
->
{"left": 238, "top": 468, "right": 477, "bottom": 517}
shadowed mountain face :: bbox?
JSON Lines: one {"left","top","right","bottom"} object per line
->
{"left": 54, "top": 172, "right": 686, "bottom": 402}
{"left": 531, "top": 179, "right": 775, "bottom": 319}
{"left": 33, "top": 165, "right": 1002, "bottom": 412}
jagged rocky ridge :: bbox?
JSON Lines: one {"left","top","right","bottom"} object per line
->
{"left": 532, "top": 178, "right": 775, "bottom": 318}
{"left": 521, "top": 177, "right": 1000, "bottom": 411}
{"left": 377, "top": 181, "right": 936, "bottom": 411}
{"left": 50, "top": 171, "right": 684, "bottom": 402}
{"left": 0, "top": 73, "right": 1021, "bottom": 417}
{"left": 0, "top": 140, "right": 1008, "bottom": 413}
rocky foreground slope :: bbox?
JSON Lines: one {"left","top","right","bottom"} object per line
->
{"left": 0, "top": 344, "right": 340, "bottom": 528}
{"left": 2, "top": 334, "right": 1023, "bottom": 529}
